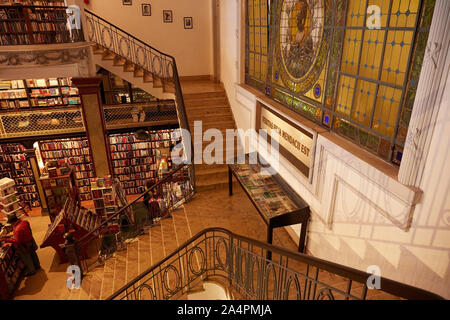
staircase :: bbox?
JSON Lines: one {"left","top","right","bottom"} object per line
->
{"left": 181, "top": 80, "right": 239, "bottom": 191}
{"left": 85, "top": 9, "right": 240, "bottom": 191}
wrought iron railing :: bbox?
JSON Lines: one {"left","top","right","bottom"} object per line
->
{"left": 72, "top": 163, "right": 195, "bottom": 275}
{"left": 0, "top": 5, "right": 84, "bottom": 45}
{"left": 84, "top": 8, "right": 195, "bottom": 189}
{"left": 108, "top": 228, "right": 443, "bottom": 300}
{"left": 103, "top": 101, "right": 178, "bottom": 130}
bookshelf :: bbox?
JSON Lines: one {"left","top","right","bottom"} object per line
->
{"left": 108, "top": 129, "right": 179, "bottom": 195}
{"left": 0, "top": 78, "right": 81, "bottom": 111}
{"left": 0, "top": 1, "right": 65, "bottom": 6}
{"left": 0, "top": 144, "right": 40, "bottom": 208}
{"left": 39, "top": 166, "right": 79, "bottom": 222}
{"left": 90, "top": 176, "right": 129, "bottom": 216}
{"left": 38, "top": 137, "right": 95, "bottom": 201}
{"left": 0, "top": 178, "right": 23, "bottom": 220}
{"left": 0, "top": 244, "right": 25, "bottom": 300}
{"left": 0, "top": 3, "right": 77, "bottom": 46}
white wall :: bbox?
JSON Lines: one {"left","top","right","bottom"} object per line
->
{"left": 85, "top": 0, "right": 213, "bottom": 77}
{"left": 220, "top": 0, "right": 450, "bottom": 298}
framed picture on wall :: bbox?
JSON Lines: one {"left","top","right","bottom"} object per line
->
{"left": 184, "top": 17, "right": 193, "bottom": 29}
{"left": 142, "top": 4, "right": 151, "bottom": 16}
{"left": 122, "top": 0, "right": 132, "bottom": 5}
{"left": 163, "top": 10, "right": 173, "bottom": 23}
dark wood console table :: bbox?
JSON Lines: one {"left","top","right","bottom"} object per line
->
{"left": 228, "top": 153, "right": 310, "bottom": 259}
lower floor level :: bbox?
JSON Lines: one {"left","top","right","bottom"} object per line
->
{"left": 12, "top": 186, "right": 398, "bottom": 300}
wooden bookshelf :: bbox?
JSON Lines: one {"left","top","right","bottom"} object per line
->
{"left": 0, "top": 144, "right": 40, "bottom": 208}
{"left": 38, "top": 137, "right": 95, "bottom": 201}
{"left": 0, "top": 78, "right": 81, "bottom": 111}
{"left": 0, "top": 244, "right": 25, "bottom": 300}
{"left": 0, "top": 3, "right": 80, "bottom": 46}
{"left": 91, "top": 176, "right": 129, "bottom": 216}
{"left": 39, "top": 167, "right": 79, "bottom": 222}
{"left": 108, "top": 130, "right": 179, "bottom": 195}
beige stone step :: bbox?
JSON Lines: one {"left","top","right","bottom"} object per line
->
{"left": 183, "top": 91, "right": 226, "bottom": 101}
{"left": 189, "top": 121, "right": 236, "bottom": 129}
{"left": 185, "top": 97, "right": 229, "bottom": 108}
{"left": 187, "top": 113, "right": 234, "bottom": 122}
{"left": 186, "top": 106, "right": 232, "bottom": 116}
{"left": 195, "top": 174, "right": 230, "bottom": 191}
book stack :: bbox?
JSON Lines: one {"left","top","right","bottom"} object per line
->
{"left": 0, "top": 177, "right": 23, "bottom": 220}
{"left": 39, "top": 137, "right": 94, "bottom": 201}
{"left": 0, "top": 244, "right": 25, "bottom": 299}
{"left": 108, "top": 129, "right": 179, "bottom": 195}
{"left": 40, "top": 162, "right": 78, "bottom": 222}
{"left": 0, "top": 77, "right": 81, "bottom": 111}
{"left": 0, "top": 143, "right": 40, "bottom": 208}
{"left": 90, "top": 176, "right": 128, "bottom": 216}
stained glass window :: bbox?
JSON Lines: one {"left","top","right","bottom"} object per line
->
{"left": 246, "top": 0, "right": 270, "bottom": 90}
{"left": 245, "top": 0, "right": 435, "bottom": 165}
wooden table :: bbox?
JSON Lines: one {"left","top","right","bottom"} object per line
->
{"left": 228, "top": 154, "right": 310, "bottom": 259}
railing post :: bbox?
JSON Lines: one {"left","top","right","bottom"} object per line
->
{"left": 64, "top": 231, "right": 84, "bottom": 276}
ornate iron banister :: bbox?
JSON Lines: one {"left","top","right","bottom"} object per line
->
{"left": 108, "top": 227, "right": 444, "bottom": 300}
{"left": 83, "top": 8, "right": 194, "bottom": 189}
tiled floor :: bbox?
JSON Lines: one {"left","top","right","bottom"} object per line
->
{"left": 12, "top": 186, "right": 297, "bottom": 300}
{"left": 11, "top": 186, "right": 399, "bottom": 300}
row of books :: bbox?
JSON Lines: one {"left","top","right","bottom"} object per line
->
{"left": 0, "top": 1, "right": 65, "bottom": 6}
{"left": 16, "top": 184, "right": 37, "bottom": 194}
{"left": 113, "top": 164, "right": 159, "bottom": 175}
{"left": 112, "top": 157, "right": 155, "bottom": 167}
{"left": 117, "top": 172, "right": 157, "bottom": 181}
{"left": 109, "top": 131, "right": 174, "bottom": 144}
{"left": 30, "top": 21, "right": 66, "bottom": 32}
{"left": 60, "top": 87, "right": 79, "bottom": 96}
{"left": 80, "top": 193, "right": 92, "bottom": 201}
{"left": 40, "top": 148, "right": 91, "bottom": 158}
{"left": 0, "top": 169, "right": 33, "bottom": 178}
{"left": 67, "top": 156, "right": 92, "bottom": 165}
{"left": 0, "top": 20, "right": 26, "bottom": 33}
{"left": 0, "top": 154, "right": 26, "bottom": 162}
{"left": 0, "top": 143, "right": 25, "bottom": 153}
{"left": 72, "top": 163, "right": 93, "bottom": 172}
{"left": 0, "top": 89, "right": 27, "bottom": 99}
{"left": 111, "top": 150, "right": 160, "bottom": 160}
{"left": 0, "top": 162, "right": 30, "bottom": 171}
{"left": 26, "top": 78, "right": 70, "bottom": 88}
{"left": 76, "top": 179, "right": 90, "bottom": 188}
{"left": 0, "top": 99, "right": 30, "bottom": 109}
{"left": 74, "top": 171, "right": 95, "bottom": 180}
{"left": 40, "top": 140, "right": 89, "bottom": 150}
{"left": 0, "top": 34, "right": 30, "bottom": 45}
{"left": 30, "top": 88, "right": 60, "bottom": 97}
{"left": 79, "top": 186, "right": 91, "bottom": 194}
{"left": 124, "top": 187, "right": 146, "bottom": 195}
{"left": 110, "top": 141, "right": 171, "bottom": 152}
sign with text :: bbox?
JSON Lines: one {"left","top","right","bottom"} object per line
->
{"left": 256, "top": 102, "right": 315, "bottom": 180}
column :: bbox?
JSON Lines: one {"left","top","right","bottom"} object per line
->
{"left": 398, "top": 0, "right": 450, "bottom": 186}
{"left": 72, "top": 77, "right": 112, "bottom": 178}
